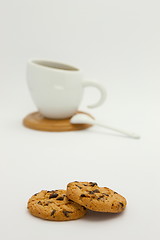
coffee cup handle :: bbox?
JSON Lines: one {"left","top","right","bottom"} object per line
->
{"left": 82, "top": 81, "right": 107, "bottom": 108}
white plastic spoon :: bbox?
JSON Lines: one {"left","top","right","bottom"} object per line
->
{"left": 70, "top": 113, "right": 140, "bottom": 139}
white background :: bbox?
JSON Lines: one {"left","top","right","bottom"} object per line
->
{"left": 0, "top": 0, "right": 160, "bottom": 239}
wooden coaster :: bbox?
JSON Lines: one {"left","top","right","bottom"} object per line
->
{"left": 23, "top": 111, "right": 93, "bottom": 132}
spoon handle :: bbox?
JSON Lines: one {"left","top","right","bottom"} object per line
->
{"left": 93, "top": 120, "right": 140, "bottom": 139}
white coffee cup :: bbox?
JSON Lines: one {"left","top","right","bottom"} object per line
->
{"left": 27, "top": 59, "right": 107, "bottom": 119}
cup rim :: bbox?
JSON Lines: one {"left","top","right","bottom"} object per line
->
{"left": 28, "top": 59, "right": 80, "bottom": 72}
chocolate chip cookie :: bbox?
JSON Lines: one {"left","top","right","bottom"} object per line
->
{"left": 27, "top": 190, "right": 86, "bottom": 221}
{"left": 67, "top": 181, "right": 127, "bottom": 213}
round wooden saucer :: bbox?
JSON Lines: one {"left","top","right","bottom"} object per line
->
{"left": 23, "top": 111, "right": 93, "bottom": 132}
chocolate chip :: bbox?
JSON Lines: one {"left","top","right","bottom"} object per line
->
{"left": 88, "top": 191, "right": 95, "bottom": 194}
{"left": 34, "top": 193, "right": 38, "bottom": 196}
{"left": 49, "top": 193, "right": 58, "bottom": 199}
{"left": 37, "top": 201, "right": 42, "bottom": 205}
{"left": 103, "top": 193, "right": 109, "bottom": 196}
{"left": 76, "top": 185, "right": 82, "bottom": 189}
{"left": 89, "top": 182, "right": 97, "bottom": 187}
{"left": 74, "top": 181, "right": 78, "bottom": 182}
{"left": 50, "top": 210, "right": 56, "bottom": 216}
{"left": 63, "top": 211, "right": 73, "bottom": 217}
{"left": 97, "top": 195, "right": 104, "bottom": 200}
{"left": 114, "top": 192, "right": 118, "bottom": 194}
{"left": 80, "top": 194, "right": 86, "bottom": 197}
{"left": 83, "top": 184, "right": 88, "bottom": 186}
{"left": 119, "top": 202, "right": 124, "bottom": 207}
{"left": 93, "top": 189, "right": 100, "bottom": 193}
{"left": 56, "top": 197, "right": 64, "bottom": 201}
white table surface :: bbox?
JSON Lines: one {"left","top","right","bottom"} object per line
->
{"left": 0, "top": 1, "right": 160, "bottom": 239}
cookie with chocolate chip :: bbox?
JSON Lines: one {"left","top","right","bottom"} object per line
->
{"left": 27, "top": 190, "right": 86, "bottom": 221}
{"left": 67, "top": 182, "right": 127, "bottom": 213}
